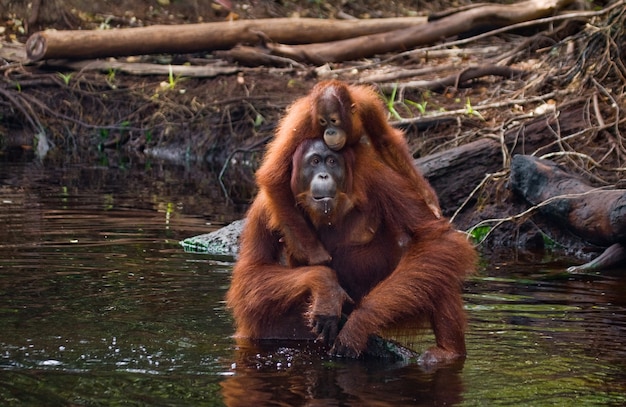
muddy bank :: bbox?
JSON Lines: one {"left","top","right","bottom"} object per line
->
{"left": 2, "top": 0, "right": 625, "bottom": 264}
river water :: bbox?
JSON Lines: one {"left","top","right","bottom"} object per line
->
{"left": 0, "top": 156, "right": 624, "bottom": 406}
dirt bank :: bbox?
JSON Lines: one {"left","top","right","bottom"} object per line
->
{"left": 1, "top": 0, "right": 625, "bottom": 260}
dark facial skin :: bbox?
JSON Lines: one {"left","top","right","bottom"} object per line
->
{"left": 296, "top": 139, "right": 347, "bottom": 220}
{"left": 316, "top": 85, "right": 354, "bottom": 151}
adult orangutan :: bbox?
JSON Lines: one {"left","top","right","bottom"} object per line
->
{"left": 227, "top": 139, "right": 476, "bottom": 364}
{"left": 255, "top": 80, "right": 441, "bottom": 266}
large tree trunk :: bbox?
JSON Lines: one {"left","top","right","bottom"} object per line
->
{"left": 417, "top": 138, "right": 502, "bottom": 215}
{"left": 268, "top": 0, "right": 575, "bottom": 64}
{"left": 25, "top": 17, "right": 427, "bottom": 61}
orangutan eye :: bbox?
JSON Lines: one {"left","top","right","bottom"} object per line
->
{"left": 310, "top": 157, "right": 321, "bottom": 165}
{"left": 319, "top": 117, "right": 327, "bottom": 126}
{"left": 327, "top": 157, "right": 337, "bottom": 166}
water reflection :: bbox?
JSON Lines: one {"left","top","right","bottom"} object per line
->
{"left": 465, "top": 258, "right": 626, "bottom": 406}
{"left": 221, "top": 340, "right": 464, "bottom": 406}
{"left": 0, "top": 158, "right": 625, "bottom": 406}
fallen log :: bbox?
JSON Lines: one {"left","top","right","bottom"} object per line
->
{"left": 0, "top": 40, "right": 27, "bottom": 62}
{"left": 184, "top": 138, "right": 506, "bottom": 258}
{"left": 510, "top": 154, "right": 626, "bottom": 272}
{"left": 413, "top": 101, "right": 589, "bottom": 214}
{"left": 183, "top": 101, "right": 599, "bottom": 257}
{"left": 416, "top": 138, "right": 503, "bottom": 215}
{"left": 25, "top": 17, "right": 427, "bottom": 62}
{"left": 181, "top": 219, "right": 245, "bottom": 257}
{"left": 182, "top": 138, "right": 502, "bottom": 257}
{"left": 267, "top": 0, "right": 575, "bottom": 64}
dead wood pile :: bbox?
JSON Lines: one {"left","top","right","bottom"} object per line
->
{"left": 22, "top": 0, "right": 575, "bottom": 66}
{"left": 0, "top": 0, "right": 625, "bottom": 257}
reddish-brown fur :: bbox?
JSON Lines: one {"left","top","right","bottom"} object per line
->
{"left": 255, "top": 80, "right": 441, "bottom": 266}
{"left": 227, "top": 139, "right": 476, "bottom": 363}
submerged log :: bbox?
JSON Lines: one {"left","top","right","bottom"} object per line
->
{"left": 510, "top": 154, "right": 626, "bottom": 272}
{"left": 567, "top": 243, "right": 626, "bottom": 273}
{"left": 183, "top": 103, "right": 601, "bottom": 257}
{"left": 180, "top": 219, "right": 244, "bottom": 257}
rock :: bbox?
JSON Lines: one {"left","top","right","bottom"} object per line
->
{"left": 180, "top": 219, "right": 244, "bottom": 258}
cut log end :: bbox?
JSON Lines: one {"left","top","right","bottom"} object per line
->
{"left": 26, "top": 31, "right": 48, "bottom": 62}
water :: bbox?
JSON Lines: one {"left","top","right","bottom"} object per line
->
{"left": 1, "top": 157, "right": 625, "bottom": 406}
